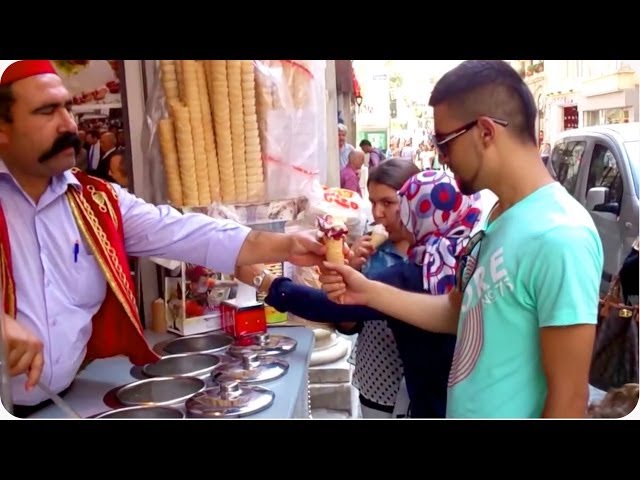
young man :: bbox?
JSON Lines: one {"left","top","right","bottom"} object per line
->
{"left": 320, "top": 60, "right": 603, "bottom": 418}
{"left": 358, "top": 139, "right": 385, "bottom": 168}
{"left": 0, "top": 60, "right": 327, "bottom": 415}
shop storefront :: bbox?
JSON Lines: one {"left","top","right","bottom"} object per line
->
{"left": 545, "top": 93, "right": 581, "bottom": 141}
{"left": 581, "top": 86, "right": 639, "bottom": 126}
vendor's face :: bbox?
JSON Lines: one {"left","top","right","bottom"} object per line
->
{"left": 0, "top": 74, "right": 80, "bottom": 178}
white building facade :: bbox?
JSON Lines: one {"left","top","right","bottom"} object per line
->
{"left": 510, "top": 60, "right": 639, "bottom": 145}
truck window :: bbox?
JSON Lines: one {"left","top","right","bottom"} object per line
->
{"left": 550, "top": 140, "right": 586, "bottom": 195}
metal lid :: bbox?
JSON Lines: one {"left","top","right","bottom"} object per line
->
{"left": 115, "top": 376, "right": 205, "bottom": 407}
{"left": 94, "top": 406, "right": 185, "bottom": 419}
{"left": 163, "top": 333, "right": 233, "bottom": 355}
{"left": 228, "top": 332, "right": 297, "bottom": 357}
{"left": 185, "top": 381, "right": 275, "bottom": 418}
{"left": 142, "top": 353, "right": 220, "bottom": 379}
{"left": 212, "top": 353, "right": 289, "bottom": 384}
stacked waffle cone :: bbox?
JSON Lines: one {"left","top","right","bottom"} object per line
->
{"left": 157, "top": 60, "right": 268, "bottom": 207}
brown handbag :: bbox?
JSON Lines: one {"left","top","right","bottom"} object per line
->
{"left": 589, "top": 275, "right": 639, "bottom": 391}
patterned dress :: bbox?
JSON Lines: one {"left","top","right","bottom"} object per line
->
{"left": 348, "top": 241, "right": 405, "bottom": 409}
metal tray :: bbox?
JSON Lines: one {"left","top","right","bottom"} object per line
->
{"left": 94, "top": 405, "right": 185, "bottom": 419}
{"left": 142, "top": 353, "right": 220, "bottom": 379}
{"left": 163, "top": 333, "right": 234, "bottom": 355}
{"left": 115, "top": 376, "right": 205, "bottom": 407}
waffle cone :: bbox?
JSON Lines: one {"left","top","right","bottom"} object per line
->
{"left": 325, "top": 238, "right": 344, "bottom": 265}
{"left": 370, "top": 232, "right": 388, "bottom": 248}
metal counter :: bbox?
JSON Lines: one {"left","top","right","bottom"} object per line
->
{"left": 26, "top": 326, "right": 313, "bottom": 419}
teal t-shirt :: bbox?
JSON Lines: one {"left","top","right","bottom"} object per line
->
{"left": 447, "top": 182, "right": 604, "bottom": 418}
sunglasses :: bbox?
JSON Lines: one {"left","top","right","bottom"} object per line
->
{"left": 430, "top": 117, "right": 509, "bottom": 158}
{"left": 455, "top": 229, "right": 485, "bottom": 294}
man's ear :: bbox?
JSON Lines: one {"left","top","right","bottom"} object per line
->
{"left": 477, "top": 116, "right": 497, "bottom": 146}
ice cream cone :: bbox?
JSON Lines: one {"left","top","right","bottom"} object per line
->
{"left": 370, "top": 224, "right": 389, "bottom": 248}
{"left": 325, "top": 238, "right": 345, "bottom": 265}
{"left": 317, "top": 214, "right": 348, "bottom": 266}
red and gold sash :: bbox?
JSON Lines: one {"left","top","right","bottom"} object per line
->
{"left": 0, "top": 204, "right": 16, "bottom": 319}
{"left": 0, "top": 168, "right": 159, "bottom": 366}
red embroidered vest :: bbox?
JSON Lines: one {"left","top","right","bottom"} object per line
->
{"left": 0, "top": 169, "right": 159, "bottom": 366}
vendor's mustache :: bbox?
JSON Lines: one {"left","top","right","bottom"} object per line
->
{"left": 38, "top": 132, "right": 82, "bottom": 163}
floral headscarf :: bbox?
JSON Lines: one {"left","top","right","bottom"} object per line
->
{"left": 398, "top": 170, "right": 483, "bottom": 294}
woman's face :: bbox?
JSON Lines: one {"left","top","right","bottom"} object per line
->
{"left": 368, "top": 182, "right": 402, "bottom": 235}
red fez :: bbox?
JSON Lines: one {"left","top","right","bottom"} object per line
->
{"left": 0, "top": 60, "right": 58, "bottom": 86}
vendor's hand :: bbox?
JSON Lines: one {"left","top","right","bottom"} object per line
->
{"left": 287, "top": 232, "right": 351, "bottom": 267}
{"left": 349, "top": 235, "right": 375, "bottom": 270}
{"left": 319, "top": 261, "right": 372, "bottom": 306}
{"left": 2, "top": 314, "right": 44, "bottom": 391}
{"left": 287, "top": 232, "right": 326, "bottom": 267}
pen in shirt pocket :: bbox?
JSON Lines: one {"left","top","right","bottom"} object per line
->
{"left": 73, "top": 240, "right": 79, "bottom": 263}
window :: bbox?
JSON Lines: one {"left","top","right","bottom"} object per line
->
{"left": 605, "top": 107, "right": 630, "bottom": 124}
{"left": 582, "top": 108, "right": 630, "bottom": 126}
{"left": 551, "top": 140, "right": 586, "bottom": 195}
{"left": 587, "top": 144, "right": 623, "bottom": 214}
{"left": 584, "top": 110, "right": 599, "bottom": 127}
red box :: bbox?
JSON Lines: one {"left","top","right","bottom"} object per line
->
{"left": 221, "top": 299, "right": 267, "bottom": 338}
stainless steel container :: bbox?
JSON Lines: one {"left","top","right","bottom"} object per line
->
{"left": 185, "top": 380, "right": 275, "bottom": 418}
{"left": 94, "top": 405, "right": 185, "bottom": 419}
{"left": 163, "top": 332, "right": 233, "bottom": 355}
{"left": 212, "top": 352, "right": 288, "bottom": 384}
{"left": 228, "top": 332, "right": 297, "bottom": 357}
{"left": 115, "top": 376, "right": 205, "bottom": 407}
{"left": 142, "top": 353, "right": 220, "bottom": 379}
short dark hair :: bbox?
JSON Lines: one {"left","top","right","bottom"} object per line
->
{"left": 368, "top": 158, "right": 420, "bottom": 190}
{"left": 87, "top": 129, "right": 100, "bottom": 139}
{"left": 429, "top": 60, "right": 537, "bottom": 145}
{"left": 0, "top": 84, "right": 15, "bottom": 123}
{"left": 359, "top": 139, "right": 371, "bottom": 148}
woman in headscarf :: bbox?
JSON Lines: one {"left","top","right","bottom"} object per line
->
{"left": 236, "top": 170, "right": 483, "bottom": 417}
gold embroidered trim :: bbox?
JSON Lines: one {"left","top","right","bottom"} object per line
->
{"left": 66, "top": 190, "right": 142, "bottom": 334}
{"left": 87, "top": 185, "right": 119, "bottom": 229}
{"left": 0, "top": 243, "right": 16, "bottom": 317}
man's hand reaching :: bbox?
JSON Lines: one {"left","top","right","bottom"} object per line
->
{"left": 2, "top": 314, "right": 44, "bottom": 391}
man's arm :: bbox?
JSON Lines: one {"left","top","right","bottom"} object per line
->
{"left": 540, "top": 324, "right": 594, "bottom": 418}
{"left": 117, "top": 187, "right": 325, "bottom": 273}
{"left": 367, "top": 281, "right": 461, "bottom": 334}
{"left": 233, "top": 230, "right": 324, "bottom": 267}
{"left": 117, "top": 186, "right": 251, "bottom": 273}
{"left": 532, "top": 225, "right": 604, "bottom": 418}
{"left": 319, "top": 262, "right": 462, "bottom": 334}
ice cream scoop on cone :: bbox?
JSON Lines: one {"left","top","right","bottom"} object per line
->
{"left": 317, "top": 214, "right": 349, "bottom": 265}
{"left": 370, "top": 224, "right": 389, "bottom": 249}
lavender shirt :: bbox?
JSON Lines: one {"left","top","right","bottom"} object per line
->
{"left": 340, "top": 166, "right": 361, "bottom": 195}
{"left": 0, "top": 161, "right": 251, "bottom": 405}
